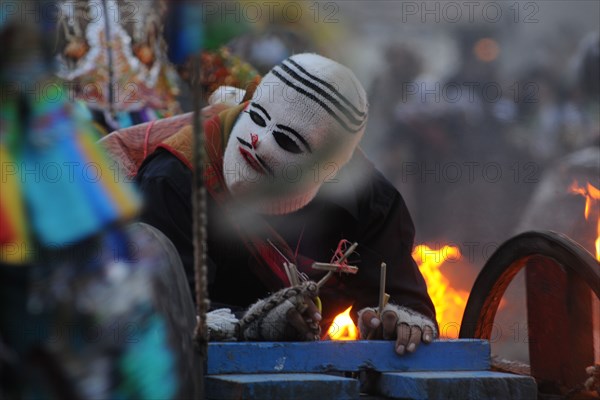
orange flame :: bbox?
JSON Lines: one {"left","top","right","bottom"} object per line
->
{"left": 327, "top": 306, "right": 358, "bottom": 340}
{"left": 413, "top": 244, "right": 469, "bottom": 338}
{"left": 328, "top": 244, "right": 473, "bottom": 340}
{"left": 569, "top": 181, "right": 600, "bottom": 260}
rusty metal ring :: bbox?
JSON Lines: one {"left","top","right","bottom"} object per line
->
{"left": 459, "top": 230, "right": 600, "bottom": 339}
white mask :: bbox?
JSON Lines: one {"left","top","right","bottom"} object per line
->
{"left": 222, "top": 53, "right": 368, "bottom": 215}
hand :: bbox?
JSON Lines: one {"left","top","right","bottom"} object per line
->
{"left": 239, "top": 282, "right": 322, "bottom": 341}
{"left": 286, "top": 295, "right": 322, "bottom": 341}
{"left": 358, "top": 304, "right": 437, "bottom": 355}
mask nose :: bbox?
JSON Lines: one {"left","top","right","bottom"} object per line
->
{"left": 251, "top": 133, "right": 259, "bottom": 149}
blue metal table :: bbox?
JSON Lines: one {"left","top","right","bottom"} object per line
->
{"left": 205, "top": 340, "right": 536, "bottom": 399}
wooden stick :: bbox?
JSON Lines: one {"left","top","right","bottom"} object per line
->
{"left": 290, "top": 264, "right": 300, "bottom": 286}
{"left": 378, "top": 263, "right": 387, "bottom": 312}
{"left": 338, "top": 242, "right": 358, "bottom": 264}
{"left": 316, "top": 272, "right": 333, "bottom": 289}
{"left": 267, "top": 239, "right": 300, "bottom": 287}
{"left": 283, "top": 262, "right": 294, "bottom": 286}
{"left": 314, "top": 242, "right": 359, "bottom": 289}
{"left": 312, "top": 263, "right": 358, "bottom": 273}
{"left": 382, "top": 293, "right": 390, "bottom": 309}
{"left": 366, "top": 263, "right": 389, "bottom": 340}
{"left": 283, "top": 262, "right": 302, "bottom": 287}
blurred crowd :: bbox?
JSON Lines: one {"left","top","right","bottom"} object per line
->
{"left": 365, "top": 29, "right": 599, "bottom": 251}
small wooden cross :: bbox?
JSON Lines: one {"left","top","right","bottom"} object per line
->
{"left": 312, "top": 242, "right": 359, "bottom": 289}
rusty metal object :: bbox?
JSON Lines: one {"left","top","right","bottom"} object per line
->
{"left": 526, "top": 255, "right": 596, "bottom": 393}
{"left": 459, "top": 230, "right": 600, "bottom": 394}
{"left": 459, "top": 230, "right": 599, "bottom": 338}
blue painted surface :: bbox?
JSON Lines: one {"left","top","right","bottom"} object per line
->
{"left": 206, "top": 373, "right": 360, "bottom": 400}
{"left": 207, "top": 339, "right": 490, "bottom": 374}
{"left": 377, "top": 371, "right": 537, "bottom": 400}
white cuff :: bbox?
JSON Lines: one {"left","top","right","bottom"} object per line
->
{"left": 356, "top": 304, "right": 438, "bottom": 339}
{"left": 381, "top": 303, "right": 438, "bottom": 338}
{"left": 206, "top": 308, "right": 239, "bottom": 341}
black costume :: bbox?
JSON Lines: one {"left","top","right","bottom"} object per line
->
{"left": 136, "top": 146, "right": 436, "bottom": 329}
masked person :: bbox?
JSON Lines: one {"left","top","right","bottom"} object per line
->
{"left": 134, "top": 53, "right": 437, "bottom": 354}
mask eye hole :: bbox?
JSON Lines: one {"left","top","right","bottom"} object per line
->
{"left": 273, "top": 130, "right": 302, "bottom": 154}
{"left": 248, "top": 110, "right": 267, "bottom": 127}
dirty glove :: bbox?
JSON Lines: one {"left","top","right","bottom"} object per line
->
{"left": 238, "top": 281, "right": 322, "bottom": 341}
{"left": 358, "top": 304, "right": 438, "bottom": 355}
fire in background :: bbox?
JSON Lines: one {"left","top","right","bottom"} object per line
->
{"left": 413, "top": 244, "right": 470, "bottom": 338}
{"left": 327, "top": 243, "right": 474, "bottom": 340}
{"left": 569, "top": 181, "right": 600, "bottom": 261}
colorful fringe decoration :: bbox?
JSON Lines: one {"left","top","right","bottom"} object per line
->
{"left": 0, "top": 145, "right": 30, "bottom": 263}
{"left": 0, "top": 81, "right": 140, "bottom": 264}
